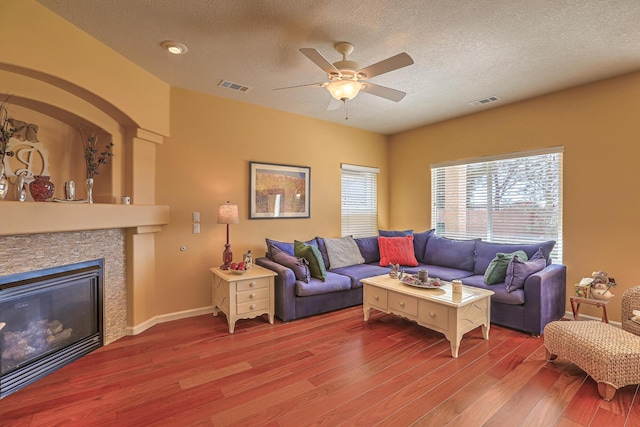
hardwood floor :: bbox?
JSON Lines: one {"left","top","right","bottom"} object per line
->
{"left": 1, "top": 306, "right": 639, "bottom": 426}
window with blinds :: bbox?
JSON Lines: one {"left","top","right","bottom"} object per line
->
{"left": 341, "top": 164, "right": 379, "bottom": 238}
{"left": 431, "top": 147, "right": 563, "bottom": 262}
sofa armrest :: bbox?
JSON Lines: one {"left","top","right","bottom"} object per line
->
{"left": 522, "top": 263, "right": 567, "bottom": 335}
{"left": 255, "top": 257, "right": 297, "bottom": 322}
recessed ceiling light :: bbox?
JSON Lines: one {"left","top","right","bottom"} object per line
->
{"left": 161, "top": 40, "right": 188, "bottom": 55}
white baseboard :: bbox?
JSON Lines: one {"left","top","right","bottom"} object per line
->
{"left": 563, "top": 309, "right": 621, "bottom": 328}
{"left": 125, "top": 305, "right": 213, "bottom": 336}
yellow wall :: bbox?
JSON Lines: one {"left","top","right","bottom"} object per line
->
{"left": 153, "top": 87, "right": 389, "bottom": 314}
{"left": 1, "top": 0, "right": 170, "bottom": 137}
{"left": 7, "top": 0, "right": 640, "bottom": 326}
{"left": 389, "top": 71, "right": 640, "bottom": 322}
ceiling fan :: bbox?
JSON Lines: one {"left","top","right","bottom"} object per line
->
{"left": 276, "top": 42, "right": 414, "bottom": 115}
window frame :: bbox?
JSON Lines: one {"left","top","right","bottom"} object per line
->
{"left": 430, "top": 147, "right": 563, "bottom": 262}
{"left": 341, "top": 163, "right": 379, "bottom": 238}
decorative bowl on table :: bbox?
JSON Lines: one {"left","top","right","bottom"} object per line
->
{"left": 401, "top": 275, "right": 442, "bottom": 289}
{"left": 229, "top": 269, "right": 247, "bottom": 275}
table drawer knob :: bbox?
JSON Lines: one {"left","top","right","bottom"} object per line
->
{"left": 250, "top": 293, "right": 256, "bottom": 299}
{"left": 249, "top": 282, "right": 256, "bottom": 288}
{"left": 399, "top": 301, "right": 405, "bottom": 307}
{"left": 250, "top": 304, "right": 256, "bottom": 310}
{"left": 430, "top": 312, "right": 436, "bottom": 318}
{"left": 374, "top": 295, "right": 379, "bottom": 300}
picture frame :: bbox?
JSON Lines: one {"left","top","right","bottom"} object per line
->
{"left": 249, "top": 162, "right": 310, "bottom": 219}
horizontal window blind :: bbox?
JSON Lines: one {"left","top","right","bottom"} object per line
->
{"left": 341, "top": 164, "right": 379, "bottom": 238}
{"left": 431, "top": 148, "right": 563, "bottom": 262}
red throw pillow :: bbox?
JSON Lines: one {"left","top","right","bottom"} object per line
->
{"left": 378, "top": 235, "right": 418, "bottom": 267}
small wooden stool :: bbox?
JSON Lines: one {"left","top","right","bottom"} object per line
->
{"left": 570, "top": 296, "right": 610, "bottom": 323}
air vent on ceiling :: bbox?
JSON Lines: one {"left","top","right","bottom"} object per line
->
{"left": 218, "top": 80, "right": 251, "bottom": 92}
{"left": 470, "top": 96, "right": 500, "bottom": 106}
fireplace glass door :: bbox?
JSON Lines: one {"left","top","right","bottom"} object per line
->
{"left": 0, "top": 260, "right": 103, "bottom": 398}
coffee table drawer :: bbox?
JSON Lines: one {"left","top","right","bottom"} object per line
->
{"left": 366, "top": 287, "right": 388, "bottom": 309}
{"left": 389, "top": 292, "right": 418, "bottom": 316}
{"left": 418, "top": 300, "right": 449, "bottom": 330}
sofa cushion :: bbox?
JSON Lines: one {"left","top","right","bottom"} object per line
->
{"left": 294, "top": 240, "right": 326, "bottom": 281}
{"left": 378, "top": 235, "right": 418, "bottom": 267}
{"left": 329, "top": 263, "right": 391, "bottom": 288}
{"left": 424, "top": 235, "right": 478, "bottom": 272}
{"left": 322, "top": 236, "right": 365, "bottom": 269}
{"left": 474, "top": 240, "right": 556, "bottom": 275}
{"left": 295, "top": 272, "right": 352, "bottom": 297}
{"left": 484, "top": 250, "right": 528, "bottom": 285}
{"left": 413, "top": 229, "right": 435, "bottom": 263}
{"left": 462, "top": 275, "right": 526, "bottom": 305}
{"left": 314, "top": 236, "right": 331, "bottom": 269}
{"left": 505, "top": 248, "right": 546, "bottom": 292}
{"left": 354, "top": 236, "right": 380, "bottom": 264}
{"left": 379, "top": 229, "right": 413, "bottom": 237}
{"left": 272, "top": 248, "right": 310, "bottom": 283}
{"left": 266, "top": 237, "right": 317, "bottom": 259}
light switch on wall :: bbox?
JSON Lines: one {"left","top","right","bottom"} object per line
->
{"left": 193, "top": 223, "right": 200, "bottom": 234}
{"left": 192, "top": 212, "right": 200, "bottom": 222}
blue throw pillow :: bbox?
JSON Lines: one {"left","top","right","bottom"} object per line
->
{"left": 505, "top": 248, "right": 546, "bottom": 292}
{"left": 423, "top": 234, "right": 478, "bottom": 272}
{"left": 314, "top": 236, "right": 331, "bottom": 269}
{"left": 412, "top": 229, "right": 434, "bottom": 263}
{"left": 354, "top": 236, "right": 380, "bottom": 264}
{"left": 379, "top": 229, "right": 414, "bottom": 237}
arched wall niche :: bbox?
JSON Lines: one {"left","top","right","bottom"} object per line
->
{"left": 1, "top": 65, "right": 164, "bottom": 204}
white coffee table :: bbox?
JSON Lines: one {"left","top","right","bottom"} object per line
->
{"left": 361, "top": 274, "right": 494, "bottom": 357}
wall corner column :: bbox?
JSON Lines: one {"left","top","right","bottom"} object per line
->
{"left": 124, "top": 128, "right": 166, "bottom": 333}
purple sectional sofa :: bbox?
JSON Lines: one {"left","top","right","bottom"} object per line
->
{"left": 256, "top": 230, "right": 566, "bottom": 336}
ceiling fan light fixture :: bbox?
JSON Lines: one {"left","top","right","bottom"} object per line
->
{"left": 327, "top": 79, "right": 362, "bottom": 101}
{"left": 161, "top": 40, "right": 188, "bottom": 55}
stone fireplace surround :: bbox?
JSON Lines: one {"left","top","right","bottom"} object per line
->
{"left": 0, "top": 229, "right": 126, "bottom": 345}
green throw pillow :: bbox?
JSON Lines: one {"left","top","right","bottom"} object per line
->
{"left": 484, "top": 250, "right": 528, "bottom": 285}
{"left": 294, "top": 240, "right": 326, "bottom": 281}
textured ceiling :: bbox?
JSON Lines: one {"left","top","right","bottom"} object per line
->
{"left": 37, "top": 0, "right": 640, "bottom": 135}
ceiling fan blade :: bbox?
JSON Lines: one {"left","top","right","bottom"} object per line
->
{"left": 299, "top": 48, "right": 341, "bottom": 76}
{"left": 327, "top": 97, "right": 342, "bottom": 111}
{"left": 274, "top": 82, "right": 327, "bottom": 91}
{"left": 356, "top": 52, "right": 414, "bottom": 79}
{"left": 361, "top": 82, "right": 406, "bottom": 102}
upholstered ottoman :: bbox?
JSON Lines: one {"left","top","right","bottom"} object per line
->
{"left": 544, "top": 320, "right": 640, "bottom": 400}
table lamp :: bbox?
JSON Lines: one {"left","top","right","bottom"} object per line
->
{"left": 217, "top": 201, "right": 239, "bottom": 269}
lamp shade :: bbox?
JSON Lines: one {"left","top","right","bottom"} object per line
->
{"left": 327, "top": 79, "right": 363, "bottom": 101}
{"left": 217, "top": 202, "right": 239, "bottom": 224}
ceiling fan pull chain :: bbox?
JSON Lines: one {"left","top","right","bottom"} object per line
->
{"left": 344, "top": 99, "right": 349, "bottom": 120}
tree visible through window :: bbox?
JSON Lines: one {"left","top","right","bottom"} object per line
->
{"left": 431, "top": 148, "right": 563, "bottom": 262}
{"left": 341, "top": 164, "right": 379, "bottom": 238}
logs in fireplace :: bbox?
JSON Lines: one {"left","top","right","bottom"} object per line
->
{"left": 0, "top": 259, "right": 104, "bottom": 398}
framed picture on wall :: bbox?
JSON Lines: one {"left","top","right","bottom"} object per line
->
{"left": 249, "top": 162, "right": 310, "bottom": 219}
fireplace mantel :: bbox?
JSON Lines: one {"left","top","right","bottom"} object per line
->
{"left": 0, "top": 201, "right": 169, "bottom": 236}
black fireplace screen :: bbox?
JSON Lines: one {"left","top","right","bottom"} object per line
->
{"left": 0, "top": 259, "right": 103, "bottom": 398}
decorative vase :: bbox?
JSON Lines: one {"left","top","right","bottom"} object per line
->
{"left": 0, "top": 176, "right": 7, "bottom": 200}
{"left": 85, "top": 178, "right": 94, "bottom": 204}
{"left": 29, "top": 175, "right": 55, "bottom": 202}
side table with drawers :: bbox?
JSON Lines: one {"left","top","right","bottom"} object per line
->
{"left": 210, "top": 265, "right": 277, "bottom": 333}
